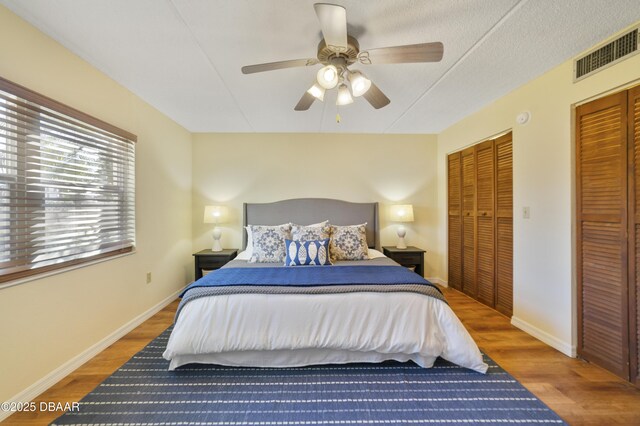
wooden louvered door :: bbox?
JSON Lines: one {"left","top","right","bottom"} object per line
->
{"left": 448, "top": 152, "right": 463, "bottom": 291}
{"left": 495, "top": 133, "right": 513, "bottom": 316}
{"left": 461, "top": 147, "right": 477, "bottom": 298}
{"left": 577, "top": 90, "right": 629, "bottom": 380}
{"left": 475, "top": 141, "right": 495, "bottom": 307}
{"left": 447, "top": 134, "right": 513, "bottom": 315}
{"left": 629, "top": 85, "right": 640, "bottom": 387}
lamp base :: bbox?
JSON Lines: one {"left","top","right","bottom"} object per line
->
{"left": 211, "top": 227, "right": 222, "bottom": 252}
{"left": 396, "top": 226, "right": 407, "bottom": 249}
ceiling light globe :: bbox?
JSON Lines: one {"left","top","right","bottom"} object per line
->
{"left": 348, "top": 71, "right": 371, "bottom": 97}
{"left": 323, "top": 68, "right": 336, "bottom": 82}
{"left": 336, "top": 84, "right": 354, "bottom": 106}
{"left": 307, "top": 83, "right": 325, "bottom": 101}
{"left": 317, "top": 65, "right": 339, "bottom": 89}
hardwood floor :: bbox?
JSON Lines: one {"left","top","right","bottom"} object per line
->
{"left": 4, "top": 287, "right": 640, "bottom": 425}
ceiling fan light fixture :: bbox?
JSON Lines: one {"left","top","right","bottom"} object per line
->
{"left": 307, "top": 83, "right": 325, "bottom": 101}
{"left": 317, "top": 65, "right": 339, "bottom": 89}
{"left": 336, "top": 84, "right": 353, "bottom": 106}
{"left": 348, "top": 71, "right": 371, "bottom": 97}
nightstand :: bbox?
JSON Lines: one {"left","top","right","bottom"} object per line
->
{"left": 193, "top": 249, "right": 238, "bottom": 280}
{"left": 382, "top": 246, "right": 426, "bottom": 276}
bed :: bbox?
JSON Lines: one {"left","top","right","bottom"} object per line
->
{"left": 163, "top": 198, "right": 487, "bottom": 373}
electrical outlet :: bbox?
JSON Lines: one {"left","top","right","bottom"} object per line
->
{"left": 523, "top": 206, "right": 530, "bottom": 219}
{"left": 146, "top": 272, "right": 152, "bottom": 284}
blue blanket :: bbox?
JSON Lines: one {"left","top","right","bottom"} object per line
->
{"left": 182, "top": 265, "right": 438, "bottom": 297}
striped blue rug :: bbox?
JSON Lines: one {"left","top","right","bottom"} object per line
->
{"left": 52, "top": 327, "right": 566, "bottom": 425}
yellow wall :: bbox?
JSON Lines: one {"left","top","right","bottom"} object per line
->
{"left": 0, "top": 6, "right": 193, "bottom": 402}
{"left": 436, "top": 29, "right": 640, "bottom": 355}
{"left": 192, "top": 133, "right": 440, "bottom": 279}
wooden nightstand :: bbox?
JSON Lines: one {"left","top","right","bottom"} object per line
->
{"left": 382, "top": 246, "right": 426, "bottom": 276}
{"left": 193, "top": 249, "right": 238, "bottom": 280}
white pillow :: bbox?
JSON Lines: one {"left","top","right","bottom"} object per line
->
{"left": 368, "top": 248, "right": 386, "bottom": 259}
{"left": 244, "top": 220, "right": 328, "bottom": 257}
{"left": 235, "top": 249, "right": 251, "bottom": 260}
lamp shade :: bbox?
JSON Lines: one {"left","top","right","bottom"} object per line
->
{"left": 203, "top": 205, "right": 228, "bottom": 224}
{"left": 390, "top": 204, "right": 414, "bottom": 222}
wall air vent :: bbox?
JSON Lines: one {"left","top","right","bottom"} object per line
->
{"left": 574, "top": 27, "right": 639, "bottom": 81}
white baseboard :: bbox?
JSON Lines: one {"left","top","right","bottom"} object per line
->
{"left": 427, "top": 277, "right": 447, "bottom": 287}
{"left": 511, "top": 316, "right": 576, "bottom": 358}
{"left": 0, "top": 285, "right": 185, "bottom": 423}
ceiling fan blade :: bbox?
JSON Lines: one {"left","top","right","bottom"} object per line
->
{"left": 359, "top": 42, "right": 443, "bottom": 65}
{"left": 363, "top": 82, "right": 390, "bottom": 109}
{"left": 242, "top": 58, "right": 318, "bottom": 74}
{"left": 313, "top": 3, "right": 348, "bottom": 52}
{"left": 294, "top": 91, "right": 316, "bottom": 111}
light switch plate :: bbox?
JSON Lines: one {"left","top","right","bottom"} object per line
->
{"left": 523, "top": 206, "right": 530, "bottom": 219}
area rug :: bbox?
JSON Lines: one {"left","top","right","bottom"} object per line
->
{"left": 52, "top": 327, "right": 566, "bottom": 425}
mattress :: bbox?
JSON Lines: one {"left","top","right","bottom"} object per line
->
{"left": 163, "top": 254, "right": 488, "bottom": 373}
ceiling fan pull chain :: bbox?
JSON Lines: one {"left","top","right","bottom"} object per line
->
{"left": 336, "top": 105, "right": 341, "bottom": 123}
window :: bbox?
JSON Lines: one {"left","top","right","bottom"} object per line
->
{"left": 0, "top": 77, "right": 135, "bottom": 284}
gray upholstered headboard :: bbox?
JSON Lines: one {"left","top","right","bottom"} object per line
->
{"left": 243, "top": 198, "right": 379, "bottom": 250}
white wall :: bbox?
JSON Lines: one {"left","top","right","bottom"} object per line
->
{"left": 191, "top": 133, "right": 440, "bottom": 280}
{"left": 0, "top": 6, "right": 193, "bottom": 403}
{"left": 436, "top": 29, "right": 640, "bottom": 356}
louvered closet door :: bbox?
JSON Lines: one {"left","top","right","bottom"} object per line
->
{"left": 461, "top": 147, "right": 477, "bottom": 297}
{"left": 629, "top": 85, "right": 640, "bottom": 386}
{"left": 495, "top": 133, "right": 513, "bottom": 316}
{"left": 577, "top": 91, "right": 629, "bottom": 380}
{"left": 448, "top": 152, "right": 463, "bottom": 291}
{"left": 475, "top": 141, "right": 495, "bottom": 307}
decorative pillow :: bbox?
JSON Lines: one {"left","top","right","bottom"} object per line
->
{"left": 291, "top": 223, "right": 331, "bottom": 242}
{"left": 245, "top": 223, "right": 289, "bottom": 258}
{"left": 329, "top": 223, "right": 369, "bottom": 261}
{"left": 248, "top": 224, "right": 292, "bottom": 263}
{"left": 285, "top": 239, "right": 332, "bottom": 266}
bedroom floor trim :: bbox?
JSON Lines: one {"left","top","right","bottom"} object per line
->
{"left": 4, "top": 286, "right": 640, "bottom": 425}
{"left": 426, "top": 276, "right": 447, "bottom": 287}
{"left": 0, "top": 285, "right": 186, "bottom": 423}
{"left": 511, "top": 316, "right": 576, "bottom": 358}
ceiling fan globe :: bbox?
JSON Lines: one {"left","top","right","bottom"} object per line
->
{"left": 317, "top": 65, "right": 339, "bottom": 89}
{"left": 306, "top": 83, "right": 326, "bottom": 101}
{"left": 348, "top": 71, "right": 371, "bottom": 97}
{"left": 336, "top": 84, "right": 354, "bottom": 106}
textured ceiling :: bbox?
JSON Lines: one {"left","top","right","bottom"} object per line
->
{"left": 2, "top": 0, "right": 640, "bottom": 133}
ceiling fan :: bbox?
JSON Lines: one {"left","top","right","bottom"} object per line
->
{"left": 241, "top": 3, "right": 443, "bottom": 111}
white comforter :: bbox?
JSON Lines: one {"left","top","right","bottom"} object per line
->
{"left": 163, "top": 289, "right": 488, "bottom": 373}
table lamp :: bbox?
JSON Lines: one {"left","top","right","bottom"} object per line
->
{"left": 390, "top": 204, "right": 414, "bottom": 249}
{"left": 203, "top": 205, "right": 228, "bottom": 252}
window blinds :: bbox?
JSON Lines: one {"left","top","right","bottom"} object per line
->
{"left": 0, "top": 78, "right": 135, "bottom": 283}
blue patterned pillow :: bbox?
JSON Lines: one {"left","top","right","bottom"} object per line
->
{"left": 291, "top": 223, "right": 331, "bottom": 242}
{"left": 329, "top": 223, "right": 369, "bottom": 261}
{"left": 285, "top": 239, "right": 332, "bottom": 266}
{"left": 248, "top": 224, "right": 292, "bottom": 263}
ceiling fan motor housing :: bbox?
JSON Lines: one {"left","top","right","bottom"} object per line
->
{"left": 317, "top": 35, "right": 360, "bottom": 66}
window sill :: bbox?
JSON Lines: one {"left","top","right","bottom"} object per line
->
{"left": 0, "top": 250, "right": 137, "bottom": 291}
